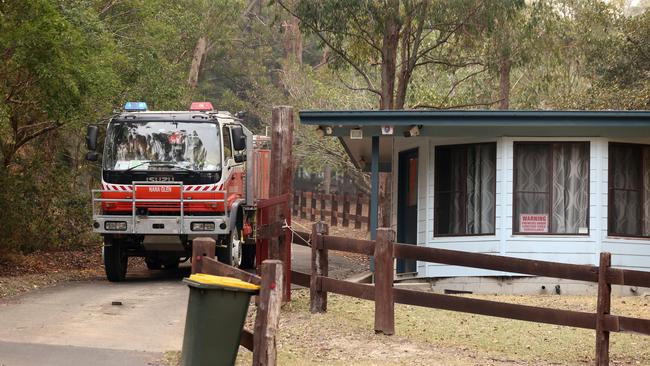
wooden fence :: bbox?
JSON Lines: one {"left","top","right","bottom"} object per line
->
{"left": 289, "top": 223, "right": 650, "bottom": 366}
{"left": 191, "top": 238, "right": 283, "bottom": 366}
{"left": 292, "top": 190, "right": 370, "bottom": 231}
{"left": 256, "top": 192, "right": 292, "bottom": 301}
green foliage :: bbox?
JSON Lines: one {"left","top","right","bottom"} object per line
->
{"left": 1, "top": 0, "right": 649, "bottom": 254}
{"left": 0, "top": 0, "right": 222, "bottom": 252}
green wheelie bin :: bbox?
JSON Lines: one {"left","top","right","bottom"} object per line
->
{"left": 181, "top": 273, "right": 260, "bottom": 366}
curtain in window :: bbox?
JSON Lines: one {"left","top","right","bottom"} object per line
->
{"left": 552, "top": 143, "right": 589, "bottom": 233}
{"left": 644, "top": 147, "right": 650, "bottom": 236}
{"left": 515, "top": 144, "right": 550, "bottom": 229}
{"left": 434, "top": 143, "right": 496, "bottom": 236}
{"left": 515, "top": 142, "right": 589, "bottom": 234}
{"left": 467, "top": 144, "right": 496, "bottom": 234}
{"left": 611, "top": 145, "right": 641, "bottom": 236}
{"left": 449, "top": 148, "right": 465, "bottom": 234}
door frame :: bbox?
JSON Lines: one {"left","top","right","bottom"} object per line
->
{"left": 396, "top": 147, "right": 419, "bottom": 275}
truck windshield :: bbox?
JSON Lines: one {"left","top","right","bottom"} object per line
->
{"left": 103, "top": 121, "right": 221, "bottom": 172}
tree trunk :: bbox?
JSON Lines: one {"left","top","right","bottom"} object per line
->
{"left": 378, "top": 172, "right": 391, "bottom": 227}
{"left": 283, "top": 15, "right": 302, "bottom": 64}
{"left": 380, "top": 1, "right": 400, "bottom": 110}
{"left": 187, "top": 36, "right": 208, "bottom": 89}
{"left": 498, "top": 54, "right": 511, "bottom": 110}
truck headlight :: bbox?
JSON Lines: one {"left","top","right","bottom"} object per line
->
{"left": 191, "top": 222, "right": 215, "bottom": 231}
{"left": 105, "top": 221, "right": 127, "bottom": 231}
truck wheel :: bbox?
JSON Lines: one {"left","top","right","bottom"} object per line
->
{"left": 162, "top": 259, "right": 179, "bottom": 270}
{"left": 104, "top": 238, "right": 127, "bottom": 282}
{"left": 145, "top": 257, "right": 162, "bottom": 270}
{"left": 241, "top": 243, "right": 256, "bottom": 269}
{"left": 229, "top": 230, "right": 242, "bottom": 268}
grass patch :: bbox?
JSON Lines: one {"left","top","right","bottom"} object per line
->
{"left": 165, "top": 289, "right": 650, "bottom": 365}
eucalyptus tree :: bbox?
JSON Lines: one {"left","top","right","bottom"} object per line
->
{"left": 276, "top": 0, "right": 524, "bottom": 110}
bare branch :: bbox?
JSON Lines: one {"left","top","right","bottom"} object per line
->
{"left": 441, "top": 67, "right": 488, "bottom": 104}
{"left": 413, "top": 0, "right": 485, "bottom": 64}
{"left": 15, "top": 121, "right": 62, "bottom": 150}
{"left": 335, "top": 71, "right": 382, "bottom": 96}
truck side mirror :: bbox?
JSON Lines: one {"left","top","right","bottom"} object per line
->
{"left": 231, "top": 126, "right": 247, "bottom": 151}
{"left": 86, "top": 125, "right": 99, "bottom": 151}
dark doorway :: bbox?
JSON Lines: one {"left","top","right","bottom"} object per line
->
{"left": 397, "top": 148, "right": 418, "bottom": 274}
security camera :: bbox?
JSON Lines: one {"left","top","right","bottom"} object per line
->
{"left": 381, "top": 126, "right": 394, "bottom": 135}
{"left": 403, "top": 125, "right": 420, "bottom": 137}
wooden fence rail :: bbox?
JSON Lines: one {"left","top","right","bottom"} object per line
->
{"left": 290, "top": 223, "right": 650, "bottom": 366}
{"left": 292, "top": 190, "right": 370, "bottom": 231}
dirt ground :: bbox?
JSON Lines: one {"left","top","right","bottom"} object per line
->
{"left": 0, "top": 248, "right": 155, "bottom": 299}
{"left": 230, "top": 289, "right": 650, "bottom": 366}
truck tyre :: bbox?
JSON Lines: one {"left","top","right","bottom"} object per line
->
{"left": 145, "top": 257, "right": 162, "bottom": 270}
{"left": 163, "top": 259, "right": 179, "bottom": 270}
{"left": 240, "top": 243, "right": 256, "bottom": 269}
{"left": 104, "top": 238, "right": 127, "bottom": 282}
{"left": 229, "top": 230, "right": 242, "bottom": 268}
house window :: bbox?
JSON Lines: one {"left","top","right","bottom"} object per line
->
{"left": 434, "top": 143, "right": 496, "bottom": 236}
{"left": 513, "top": 142, "right": 589, "bottom": 235}
{"left": 608, "top": 143, "right": 650, "bottom": 238}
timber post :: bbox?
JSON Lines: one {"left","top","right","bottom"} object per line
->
{"left": 374, "top": 228, "right": 395, "bottom": 335}
{"left": 269, "top": 105, "right": 294, "bottom": 301}
{"left": 253, "top": 260, "right": 284, "bottom": 366}
{"left": 595, "top": 252, "right": 612, "bottom": 366}
{"left": 310, "top": 222, "right": 329, "bottom": 313}
{"left": 191, "top": 237, "right": 216, "bottom": 274}
{"left": 268, "top": 105, "right": 294, "bottom": 259}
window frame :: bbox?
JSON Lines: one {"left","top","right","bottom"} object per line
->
{"left": 222, "top": 125, "right": 233, "bottom": 160}
{"left": 512, "top": 141, "right": 590, "bottom": 236}
{"left": 433, "top": 142, "right": 497, "bottom": 237}
{"left": 607, "top": 142, "right": 649, "bottom": 239}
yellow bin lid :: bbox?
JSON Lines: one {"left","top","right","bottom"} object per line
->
{"left": 188, "top": 273, "right": 261, "bottom": 291}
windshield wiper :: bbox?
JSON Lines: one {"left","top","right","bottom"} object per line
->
{"left": 124, "top": 161, "right": 200, "bottom": 175}
{"left": 123, "top": 160, "right": 159, "bottom": 172}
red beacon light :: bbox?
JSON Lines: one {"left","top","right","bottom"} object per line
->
{"left": 189, "top": 102, "right": 214, "bottom": 112}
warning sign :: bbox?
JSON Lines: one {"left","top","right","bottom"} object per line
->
{"left": 520, "top": 214, "right": 548, "bottom": 233}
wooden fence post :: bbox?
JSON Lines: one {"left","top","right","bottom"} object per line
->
{"left": 374, "top": 228, "right": 395, "bottom": 335}
{"left": 355, "top": 194, "right": 363, "bottom": 230}
{"left": 292, "top": 190, "right": 300, "bottom": 216}
{"left": 310, "top": 222, "right": 329, "bottom": 313}
{"left": 595, "top": 252, "right": 612, "bottom": 366}
{"left": 191, "top": 237, "right": 216, "bottom": 274}
{"left": 269, "top": 105, "right": 293, "bottom": 261}
{"left": 301, "top": 191, "right": 307, "bottom": 219}
{"left": 310, "top": 192, "right": 317, "bottom": 221}
{"left": 331, "top": 195, "right": 338, "bottom": 226}
{"left": 253, "top": 260, "right": 284, "bottom": 366}
{"left": 342, "top": 194, "right": 350, "bottom": 227}
{"left": 320, "top": 193, "right": 327, "bottom": 222}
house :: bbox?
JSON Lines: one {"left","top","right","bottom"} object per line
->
{"left": 299, "top": 110, "right": 650, "bottom": 293}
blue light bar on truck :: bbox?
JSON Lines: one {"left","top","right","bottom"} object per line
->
{"left": 123, "top": 102, "right": 148, "bottom": 111}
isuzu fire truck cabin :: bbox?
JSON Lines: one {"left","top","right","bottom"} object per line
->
{"left": 86, "top": 102, "right": 265, "bottom": 282}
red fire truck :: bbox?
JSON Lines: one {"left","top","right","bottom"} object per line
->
{"left": 86, "top": 102, "right": 268, "bottom": 282}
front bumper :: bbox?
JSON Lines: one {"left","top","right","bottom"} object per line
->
{"left": 92, "top": 182, "right": 231, "bottom": 236}
{"left": 93, "top": 215, "right": 229, "bottom": 235}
